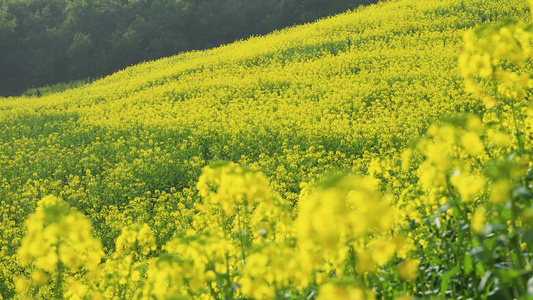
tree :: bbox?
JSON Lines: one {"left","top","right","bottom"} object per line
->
{"left": 0, "top": 0, "right": 380, "bottom": 96}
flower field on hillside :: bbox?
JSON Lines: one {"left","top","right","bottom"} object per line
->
{"left": 2, "top": 0, "right": 533, "bottom": 298}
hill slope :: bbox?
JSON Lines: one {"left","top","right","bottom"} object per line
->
{"left": 0, "top": 0, "right": 531, "bottom": 298}
{"left": 0, "top": 0, "right": 527, "bottom": 200}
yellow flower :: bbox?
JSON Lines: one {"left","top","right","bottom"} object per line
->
{"left": 116, "top": 223, "right": 156, "bottom": 256}
{"left": 15, "top": 277, "right": 30, "bottom": 294}
{"left": 461, "top": 132, "right": 485, "bottom": 156}
{"left": 471, "top": 208, "right": 486, "bottom": 235}
{"left": 356, "top": 249, "right": 375, "bottom": 274}
{"left": 397, "top": 258, "right": 420, "bottom": 282}
{"left": 31, "top": 269, "right": 49, "bottom": 285}
{"left": 491, "top": 180, "right": 511, "bottom": 205}
{"left": 394, "top": 237, "right": 416, "bottom": 259}
{"left": 401, "top": 148, "right": 412, "bottom": 171}
{"left": 481, "top": 96, "right": 497, "bottom": 109}
{"left": 317, "top": 283, "right": 368, "bottom": 300}
{"left": 493, "top": 132, "right": 512, "bottom": 147}
{"left": 477, "top": 54, "right": 493, "bottom": 77}
{"left": 450, "top": 172, "right": 486, "bottom": 202}
{"left": 35, "top": 250, "right": 58, "bottom": 272}
{"left": 368, "top": 239, "right": 396, "bottom": 266}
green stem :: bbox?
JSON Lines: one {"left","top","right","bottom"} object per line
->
{"left": 509, "top": 193, "right": 527, "bottom": 294}
{"left": 237, "top": 210, "right": 247, "bottom": 262}
{"left": 54, "top": 248, "right": 64, "bottom": 300}
{"left": 225, "top": 253, "right": 234, "bottom": 300}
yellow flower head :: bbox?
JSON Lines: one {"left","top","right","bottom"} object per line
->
{"left": 471, "top": 207, "right": 486, "bottom": 235}
{"left": 397, "top": 258, "right": 421, "bottom": 282}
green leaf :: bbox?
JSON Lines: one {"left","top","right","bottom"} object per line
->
{"left": 441, "top": 265, "right": 460, "bottom": 295}
{"left": 463, "top": 254, "right": 473, "bottom": 275}
{"left": 499, "top": 269, "right": 520, "bottom": 283}
{"left": 476, "top": 262, "right": 485, "bottom": 277}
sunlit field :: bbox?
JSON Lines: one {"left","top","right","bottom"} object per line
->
{"left": 2, "top": 0, "right": 533, "bottom": 298}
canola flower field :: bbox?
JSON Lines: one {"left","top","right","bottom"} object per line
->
{"left": 3, "top": 0, "right": 533, "bottom": 298}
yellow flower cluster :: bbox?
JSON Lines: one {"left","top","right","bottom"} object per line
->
{"left": 418, "top": 118, "right": 488, "bottom": 201}
{"left": 196, "top": 162, "right": 271, "bottom": 215}
{"left": 1, "top": 0, "right": 532, "bottom": 298}
{"left": 12, "top": 162, "right": 413, "bottom": 299}
{"left": 115, "top": 223, "right": 156, "bottom": 257}
{"left": 316, "top": 283, "right": 374, "bottom": 300}
{"left": 15, "top": 195, "right": 103, "bottom": 298}
{"left": 460, "top": 19, "right": 533, "bottom": 108}
{"left": 297, "top": 175, "right": 403, "bottom": 272}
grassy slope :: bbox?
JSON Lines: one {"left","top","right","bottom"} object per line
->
{"left": 0, "top": 0, "right": 530, "bottom": 294}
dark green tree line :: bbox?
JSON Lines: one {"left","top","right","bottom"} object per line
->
{"left": 0, "top": 0, "right": 378, "bottom": 96}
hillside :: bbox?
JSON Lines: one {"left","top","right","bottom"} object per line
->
{"left": 0, "top": 0, "right": 378, "bottom": 96}
{"left": 1, "top": 0, "right": 532, "bottom": 298}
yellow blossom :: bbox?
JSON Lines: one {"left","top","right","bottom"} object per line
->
{"left": 397, "top": 258, "right": 421, "bottom": 282}
{"left": 471, "top": 208, "right": 486, "bottom": 235}
{"left": 491, "top": 180, "right": 511, "bottom": 205}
